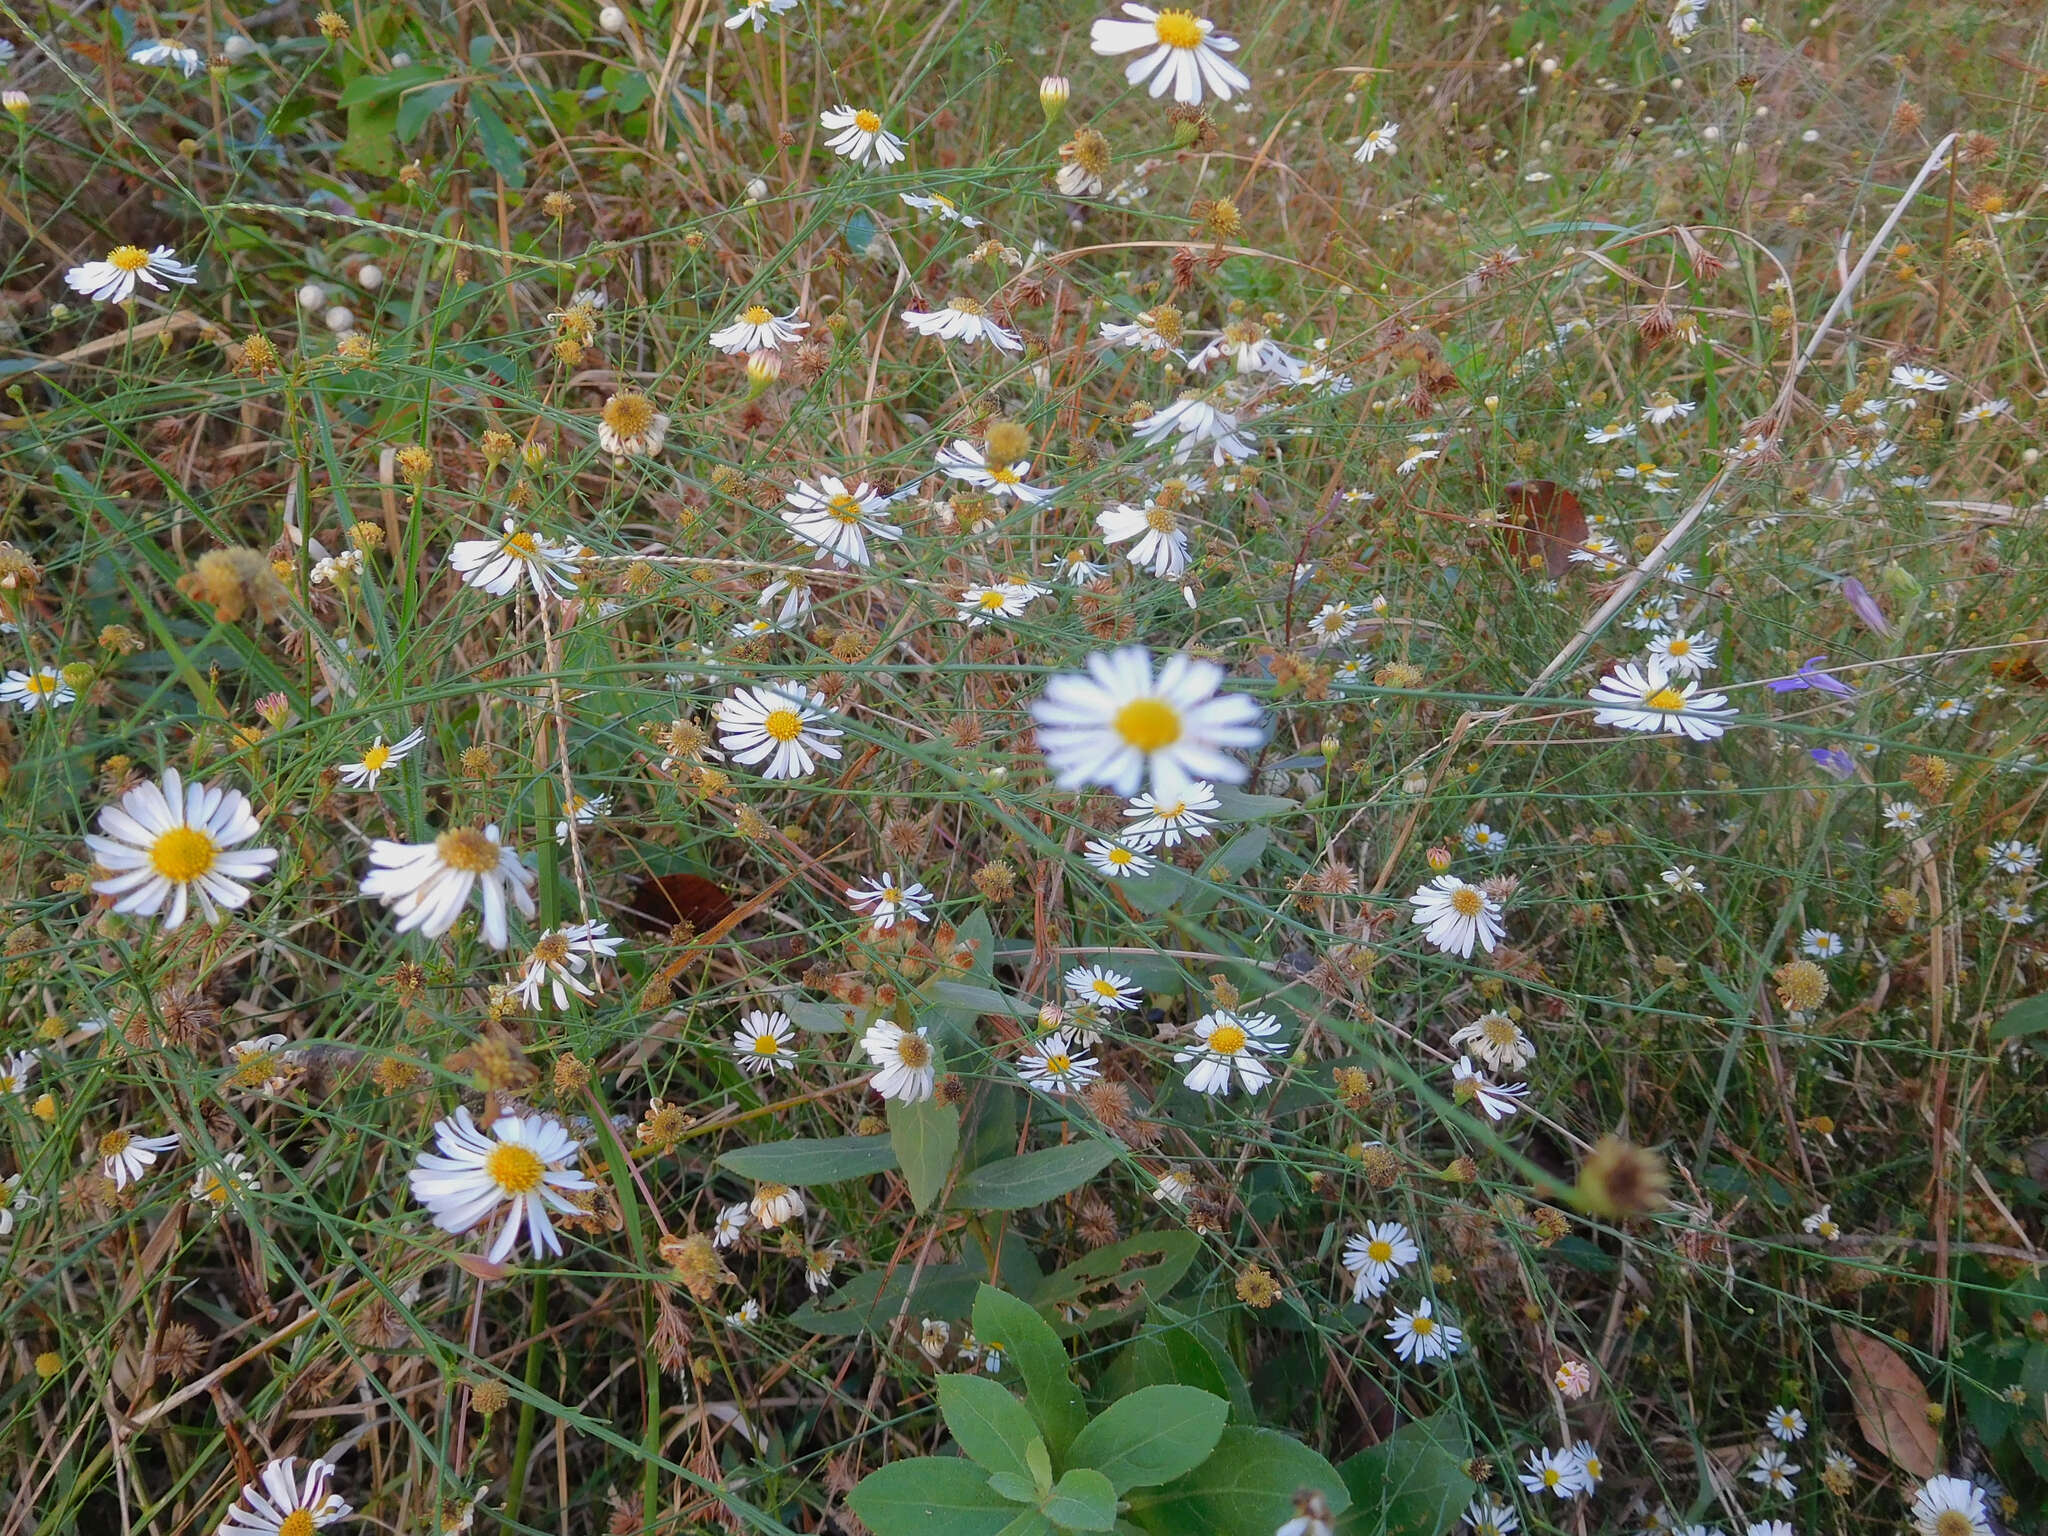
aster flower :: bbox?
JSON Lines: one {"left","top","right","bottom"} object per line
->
{"left": 336, "top": 728, "right": 426, "bottom": 789}
{"left": 1910, "top": 1475, "right": 1990, "bottom": 1536}
{"left": 66, "top": 243, "right": 198, "bottom": 304}
{"left": 820, "top": 105, "right": 905, "bottom": 168}
{"left": 1065, "top": 964, "right": 1142, "bottom": 1011}
{"left": 1764, "top": 1406, "right": 1807, "bottom": 1443}
{"left": 1408, "top": 875, "right": 1505, "bottom": 958}
{"left": 128, "top": 40, "right": 204, "bottom": 76}
{"left": 191, "top": 1152, "right": 259, "bottom": 1212}
{"left": 1354, "top": 120, "right": 1399, "bottom": 162}
{"left": 1518, "top": 1448, "right": 1587, "bottom": 1500}
{"left": 724, "top": 0, "right": 800, "bottom": 28}
{"left": 750, "top": 1182, "right": 806, "bottom": 1227}
{"left": 1452, "top": 1056, "right": 1528, "bottom": 1121}
{"left": 1089, "top": 4, "right": 1250, "bottom": 105}
{"left": 1122, "top": 782, "right": 1219, "bottom": 847}
{"left": 933, "top": 439, "right": 1050, "bottom": 501}
{"left": 714, "top": 682, "right": 843, "bottom": 780}
{"left": 1384, "top": 1297, "right": 1462, "bottom": 1364}
{"left": 216, "top": 1456, "right": 352, "bottom": 1536}
{"left": 901, "top": 298, "right": 1023, "bottom": 352}
{"left": 100, "top": 1129, "right": 180, "bottom": 1190}
{"left": 85, "top": 769, "right": 278, "bottom": 930}
{"left": 1018, "top": 1031, "right": 1101, "bottom": 1094}
{"left": 732, "top": 1011, "right": 799, "bottom": 1074}
{"left": 359, "top": 823, "right": 537, "bottom": 949}
{"left": 1461, "top": 823, "right": 1508, "bottom": 856}
{"left": 511, "top": 921, "right": 622, "bottom": 1010}
{"left": 448, "top": 520, "right": 583, "bottom": 600}
{"left": 408, "top": 1107, "right": 594, "bottom": 1263}
{"left": 1084, "top": 837, "right": 1154, "bottom": 878}
{"left": 846, "top": 872, "right": 934, "bottom": 929}
{"left": 1098, "top": 500, "right": 1192, "bottom": 579}
{"left": 1173, "top": 1009, "right": 1283, "bottom": 1095}
{"left": 862, "top": 1020, "right": 936, "bottom": 1101}
{"left": 782, "top": 476, "right": 903, "bottom": 568}
{"left": 712, "top": 1201, "right": 751, "bottom": 1247}
{"left": 900, "top": 191, "right": 983, "bottom": 225}
{"left": 1645, "top": 630, "right": 1716, "bottom": 679}
{"left": 1464, "top": 1497, "right": 1519, "bottom": 1536}
{"left": 1587, "top": 660, "right": 1737, "bottom": 741}
{"left": 1890, "top": 364, "right": 1949, "bottom": 393}
{"left": 1341, "top": 1220, "right": 1419, "bottom": 1300}
{"left": 1449, "top": 1011, "right": 1536, "bottom": 1072}
{"left": 955, "top": 583, "right": 1047, "bottom": 626}
{"left": 596, "top": 390, "right": 670, "bottom": 459}
{"left": 0, "top": 1174, "right": 39, "bottom": 1236}
{"left": 1746, "top": 1449, "right": 1797, "bottom": 1498}
{"left": 707, "top": 303, "right": 807, "bottom": 354}
{"left": 0, "top": 668, "right": 74, "bottom": 711}
{"left": 0, "top": 1049, "right": 37, "bottom": 1098}
{"left": 1032, "top": 645, "right": 1265, "bottom": 799}
{"left": 1132, "top": 393, "right": 1256, "bottom": 465}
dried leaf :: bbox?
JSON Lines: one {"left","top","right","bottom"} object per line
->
{"left": 1501, "top": 480, "right": 1589, "bottom": 581}
{"left": 1832, "top": 1324, "right": 1940, "bottom": 1477}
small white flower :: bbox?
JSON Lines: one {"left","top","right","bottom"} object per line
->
{"left": 934, "top": 439, "right": 1049, "bottom": 499}
{"left": 1518, "top": 1447, "right": 1587, "bottom": 1500}
{"left": 1019, "top": 1031, "right": 1101, "bottom": 1094}
{"left": 1764, "top": 1405, "right": 1807, "bottom": 1443}
{"left": 1890, "top": 364, "right": 1949, "bottom": 393}
{"left": 1883, "top": 800, "right": 1923, "bottom": 833}
{"left": 337, "top": 727, "right": 426, "bottom": 789}
{"left": 1462, "top": 823, "right": 1509, "bottom": 857}
{"left": 1645, "top": 629, "right": 1716, "bottom": 679}
{"left": 862, "top": 1020, "right": 937, "bottom": 1102}
{"left": 1354, "top": 120, "right": 1399, "bottom": 163}
{"left": 216, "top": 1457, "right": 352, "bottom": 1536}
{"left": 732, "top": 1010, "right": 798, "bottom": 1074}
{"left": 1588, "top": 660, "right": 1737, "bottom": 741}
{"left": 1084, "top": 837, "right": 1154, "bottom": 878}
{"left": 448, "top": 519, "right": 582, "bottom": 600}
{"left": 1089, "top": 3, "right": 1250, "bottom": 105}
{"left": 0, "top": 1173, "right": 38, "bottom": 1236}
{"left": 100, "top": 1129, "right": 181, "bottom": 1190}
{"left": 1568, "top": 1442, "right": 1605, "bottom": 1491}
{"left": 1066, "top": 964, "right": 1142, "bottom": 1011}
{"left": 1384, "top": 1297, "right": 1462, "bottom": 1364}
{"left": 0, "top": 668, "right": 75, "bottom": 712}
{"left": 1098, "top": 500, "right": 1192, "bottom": 579}
{"left": 820, "top": 104, "right": 905, "bottom": 168}
{"left": 1032, "top": 646, "right": 1265, "bottom": 800}
{"left": 1449, "top": 1011, "right": 1536, "bottom": 1072}
{"left": 1801, "top": 1204, "right": 1840, "bottom": 1241}
{"left": 900, "top": 191, "right": 982, "bottom": 226}
{"left": 1173, "top": 1009, "right": 1283, "bottom": 1095}
{"left": 902, "top": 298, "right": 1023, "bottom": 352}
{"left": 781, "top": 476, "right": 903, "bottom": 568}
{"left": 0, "top": 1049, "right": 37, "bottom": 1098}
{"left": 1745, "top": 1448, "right": 1797, "bottom": 1498}
{"left": 1987, "top": 838, "right": 2040, "bottom": 875}
{"left": 511, "top": 921, "right": 621, "bottom": 1010}
{"left": 128, "top": 40, "right": 204, "bottom": 76}
{"left": 1910, "top": 1475, "right": 1991, "bottom": 1536}
{"left": 804, "top": 1242, "right": 841, "bottom": 1293}
{"left": 1464, "top": 1497, "right": 1519, "bottom": 1536}
{"left": 359, "top": 823, "right": 537, "bottom": 949}
{"left": 708, "top": 303, "right": 807, "bottom": 354}
{"left": 1408, "top": 875, "right": 1505, "bottom": 958}
{"left": 191, "top": 1151, "right": 259, "bottom": 1211}
{"left": 714, "top": 682, "right": 843, "bottom": 780}
{"left": 955, "top": 582, "right": 1047, "bottom": 626}
{"left": 1131, "top": 393, "right": 1256, "bottom": 465}
{"left": 1451, "top": 1056, "right": 1528, "bottom": 1121}
{"left": 86, "top": 769, "right": 278, "bottom": 930}
{"left": 1959, "top": 398, "right": 2011, "bottom": 424}
{"left": 409, "top": 1107, "right": 594, "bottom": 1263}
{"left": 725, "top": 1298, "right": 763, "bottom": 1326}
{"left": 1341, "top": 1220, "right": 1419, "bottom": 1300}
{"left": 846, "top": 872, "right": 934, "bottom": 929}
{"left": 712, "top": 1200, "right": 752, "bottom": 1247}
{"left": 723, "top": 0, "right": 798, "bottom": 30}
{"left": 1641, "top": 391, "right": 1696, "bottom": 425}
{"left": 1799, "top": 928, "right": 1845, "bottom": 959}
{"left": 1122, "top": 782, "right": 1220, "bottom": 848}
{"left": 1661, "top": 865, "right": 1705, "bottom": 895}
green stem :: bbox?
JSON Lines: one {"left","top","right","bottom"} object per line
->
{"left": 503, "top": 1274, "right": 549, "bottom": 1524}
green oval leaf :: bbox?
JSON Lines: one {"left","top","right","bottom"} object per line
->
{"left": 950, "top": 1141, "right": 1119, "bottom": 1212}
{"left": 974, "top": 1285, "right": 1086, "bottom": 1460}
{"left": 891, "top": 1096, "right": 961, "bottom": 1212}
{"left": 851, "top": 1458, "right": 1022, "bottom": 1536}
{"left": 1042, "top": 1469, "right": 1118, "bottom": 1533}
{"left": 717, "top": 1135, "right": 897, "bottom": 1184}
{"left": 1066, "top": 1385, "right": 1228, "bottom": 1493}
{"left": 1127, "top": 1426, "right": 1349, "bottom": 1536}
{"left": 938, "top": 1374, "right": 1039, "bottom": 1482}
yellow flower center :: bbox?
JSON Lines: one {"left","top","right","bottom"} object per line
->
{"left": 435, "top": 827, "right": 502, "bottom": 874}
{"left": 1045, "top": 1053, "right": 1072, "bottom": 1074}
{"left": 603, "top": 392, "right": 656, "bottom": 439}
{"left": 109, "top": 246, "right": 151, "bottom": 272}
{"left": 1113, "top": 697, "right": 1181, "bottom": 752}
{"left": 1091, "top": 979, "right": 1120, "bottom": 997}
{"left": 1643, "top": 686, "right": 1687, "bottom": 710}
{"left": 947, "top": 296, "right": 984, "bottom": 316}
{"left": 279, "top": 1512, "right": 317, "bottom": 1536}
{"left": 895, "top": 1033, "right": 932, "bottom": 1068}
{"left": 1934, "top": 1512, "right": 1973, "bottom": 1536}
{"left": 977, "top": 590, "right": 1009, "bottom": 610}
{"left": 1541, "top": 1469, "right": 1561, "bottom": 1488}
{"left": 1409, "top": 1313, "right": 1435, "bottom": 1335}
{"left": 1666, "top": 638, "right": 1691, "bottom": 656}
{"left": 1159, "top": 800, "right": 1186, "bottom": 818}
{"left": 98, "top": 1131, "right": 132, "bottom": 1158}
{"left": 1481, "top": 1016, "right": 1517, "bottom": 1046}
{"left": 990, "top": 465, "right": 1021, "bottom": 484}
{"left": 1144, "top": 505, "right": 1179, "bottom": 534}
{"left": 1449, "top": 886, "right": 1483, "bottom": 917}
{"left": 882, "top": 886, "right": 903, "bottom": 902}
{"left": 532, "top": 933, "right": 572, "bottom": 965}
{"left": 762, "top": 708, "right": 805, "bottom": 742}
{"left": 1153, "top": 9, "right": 1204, "bottom": 48}
{"left": 360, "top": 743, "right": 391, "bottom": 771}
{"left": 501, "top": 530, "right": 540, "bottom": 558}
{"left": 1107, "top": 847, "right": 1133, "bottom": 866}
{"left": 1207, "top": 1023, "right": 1248, "bottom": 1054}
{"left": 752, "top": 1032, "right": 784, "bottom": 1055}
{"left": 486, "top": 1142, "right": 547, "bottom": 1195}
{"left": 1367, "top": 1239, "right": 1393, "bottom": 1263}
{"left": 199, "top": 1174, "right": 228, "bottom": 1205}
{"left": 825, "top": 493, "right": 865, "bottom": 524}
{"left": 854, "top": 109, "right": 881, "bottom": 133}
{"left": 741, "top": 305, "right": 772, "bottom": 325}
{"left": 148, "top": 826, "right": 219, "bottom": 883}
{"left": 24, "top": 673, "right": 59, "bottom": 694}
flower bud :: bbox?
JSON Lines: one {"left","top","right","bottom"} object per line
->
{"left": 1039, "top": 75, "right": 1070, "bottom": 124}
{"left": 2, "top": 90, "right": 28, "bottom": 119}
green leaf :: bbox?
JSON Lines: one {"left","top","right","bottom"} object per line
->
{"left": 788, "top": 998, "right": 861, "bottom": 1033}
{"left": 1123, "top": 1305, "right": 1252, "bottom": 1422}
{"left": 336, "top": 62, "right": 445, "bottom": 107}
{"left": 341, "top": 93, "right": 399, "bottom": 176}
{"left": 892, "top": 1098, "right": 962, "bottom": 1212}
{"left": 1043, "top": 1469, "right": 1119, "bottom": 1533}
{"left": 716, "top": 1135, "right": 897, "bottom": 1184}
{"left": 850, "top": 1460, "right": 1021, "bottom": 1536}
{"left": 930, "top": 978, "right": 1036, "bottom": 1019}
{"left": 973, "top": 1285, "right": 1086, "bottom": 1461}
{"left": 993, "top": 1512, "right": 1057, "bottom": 1536}
{"left": 951, "top": 1141, "right": 1119, "bottom": 1212}
{"left": 467, "top": 96, "right": 528, "bottom": 187}
{"left": 1208, "top": 786, "right": 1299, "bottom": 821}
{"left": 988, "top": 1473, "right": 1039, "bottom": 1505}
{"left": 939, "top": 1375, "right": 1040, "bottom": 1482}
{"left": 1129, "top": 1428, "right": 1348, "bottom": 1536}
{"left": 1115, "top": 863, "right": 1198, "bottom": 915}
{"left": 396, "top": 81, "right": 460, "bottom": 143}
{"left": 1066, "top": 1386, "right": 1227, "bottom": 1493}
{"left": 1036, "top": 1232, "right": 1203, "bottom": 1336}
{"left": 845, "top": 210, "right": 879, "bottom": 254}
{"left": 790, "top": 1262, "right": 983, "bottom": 1337}
{"left": 1336, "top": 1412, "right": 1476, "bottom": 1536}
{"left": 1991, "top": 991, "right": 2048, "bottom": 1042}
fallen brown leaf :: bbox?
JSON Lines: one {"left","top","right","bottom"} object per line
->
{"left": 1501, "top": 480, "right": 1589, "bottom": 581}
{"left": 1833, "top": 1323, "right": 1941, "bottom": 1478}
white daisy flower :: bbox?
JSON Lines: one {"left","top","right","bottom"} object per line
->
{"left": 781, "top": 476, "right": 903, "bottom": 568}
{"left": 1799, "top": 928, "right": 1844, "bottom": 959}
{"left": 804, "top": 1242, "right": 841, "bottom": 1292}
{"left": 191, "top": 1151, "right": 259, "bottom": 1211}
{"left": 0, "top": 1173, "right": 40, "bottom": 1236}
{"left": 955, "top": 583, "right": 1046, "bottom": 626}
{"left": 1587, "top": 660, "right": 1737, "bottom": 741}
{"left": 1584, "top": 421, "right": 1635, "bottom": 445}
{"left": 1889, "top": 364, "right": 1949, "bottom": 393}
{"left": 359, "top": 823, "right": 537, "bottom": 949}
{"left": 1883, "top": 800, "right": 1923, "bottom": 832}
{"left": 511, "top": 921, "right": 622, "bottom": 1010}
{"left": 1461, "top": 823, "right": 1508, "bottom": 856}
{"left": 846, "top": 872, "right": 934, "bottom": 929}
{"left": 1665, "top": 0, "right": 1704, "bottom": 42}
{"left": 714, "top": 682, "right": 843, "bottom": 780}
{"left": 1098, "top": 500, "right": 1192, "bottom": 579}
{"left": 1341, "top": 1220, "right": 1419, "bottom": 1301}
{"left": 216, "top": 1456, "right": 352, "bottom": 1536}
{"left": 1910, "top": 1475, "right": 1990, "bottom": 1536}
{"left": 0, "top": 668, "right": 74, "bottom": 711}
{"left": 1661, "top": 864, "right": 1705, "bottom": 895}
{"left": 1396, "top": 444, "right": 1440, "bottom": 475}
{"left": 100, "top": 1129, "right": 181, "bottom": 1190}
{"left": 750, "top": 1182, "right": 806, "bottom": 1228}
{"left": 1066, "top": 964, "right": 1142, "bottom": 1011}
{"left": 820, "top": 104, "right": 905, "bottom": 168}
{"left": 1122, "top": 782, "right": 1219, "bottom": 847}
{"left": 408, "top": 1107, "right": 594, "bottom": 1263}
{"left": 127, "top": 40, "right": 203, "bottom": 76}
{"left": 901, "top": 297, "right": 1023, "bottom": 352}
{"left": 724, "top": 0, "right": 799, "bottom": 31}
{"left": 85, "top": 769, "right": 278, "bottom": 930}
{"left": 1384, "top": 1297, "right": 1462, "bottom": 1364}
{"left": 732, "top": 1011, "right": 798, "bottom": 1074}
{"left": 900, "top": 191, "right": 982, "bottom": 225}
{"left": 448, "top": 520, "right": 582, "bottom": 600}
{"left": 1031, "top": 645, "right": 1265, "bottom": 799}
{"left": 1047, "top": 549, "right": 1112, "bottom": 586}
{"left": 1451, "top": 1056, "right": 1528, "bottom": 1121}
{"left": 1089, "top": 4, "right": 1250, "bottom": 105}
{"left": 336, "top": 727, "right": 426, "bottom": 789}
{"left": 1802, "top": 1204, "right": 1840, "bottom": 1240}
{"left": 1746, "top": 1449, "right": 1797, "bottom": 1497}
{"left": 1084, "top": 836, "right": 1154, "bottom": 878}
{"left": 1518, "top": 1447, "right": 1587, "bottom": 1500}
{"left": 1131, "top": 393, "right": 1256, "bottom": 465}
{"left": 757, "top": 577, "right": 814, "bottom": 630}
{"left": 862, "top": 1020, "right": 937, "bottom": 1101}
{"left": 1354, "top": 120, "right": 1399, "bottom": 163}
{"left": 712, "top": 1200, "right": 752, "bottom": 1247}
{"left": 1641, "top": 391, "right": 1696, "bottom": 425}
{"left": 1449, "top": 1011, "right": 1536, "bottom": 1072}
{"left": 1959, "top": 398, "right": 2011, "bottom": 423}
{"left": 0, "top": 1049, "right": 37, "bottom": 1097}
{"left": 1645, "top": 630, "right": 1716, "bottom": 679}
{"left": 708, "top": 303, "right": 807, "bottom": 354}
{"left": 725, "top": 1298, "right": 763, "bottom": 1326}
{"left": 1987, "top": 838, "right": 2040, "bottom": 874}
{"left": 226, "top": 1035, "right": 298, "bottom": 1094}
{"left": 933, "top": 439, "right": 1050, "bottom": 500}
{"left": 1764, "top": 1406, "right": 1807, "bottom": 1443}
{"left": 1019, "top": 1031, "right": 1101, "bottom": 1094}
{"left": 596, "top": 391, "right": 670, "bottom": 459}
{"left": 65, "top": 240, "right": 198, "bottom": 303}
{"left": 1747, "top": 1522, "right": 1795, "bottom": 1536}
{"left": 1173, "top": 1009, "right": 1283, "bottom": 1095}
{"left": 553, "top": 792, "right": 612, "bottom": 845}
{"left": 1464, "top": 1497, "right": 1519, "bottom": 1536}
{"left": 1306, "top": 601, "right": 1362, "bottom": 645}
{"left": 1099, "top": 313, "right": 1182, "bottom": 355}
{"left": 1569, "top": 1442, "right": 1604, "bottom": 1491}
{"left": 1408, "top": 875, "right": 1505, "bottom": 958}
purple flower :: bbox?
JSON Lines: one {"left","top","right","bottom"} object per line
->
{"left": 1769, "top": 657, "right": 1856, "bottom": 697}
{"left": 1841, "top": 577, "right": 1892, "bottom": 637}
{"left": 1810, "top": 748, "right": 1855, "bottom": 779}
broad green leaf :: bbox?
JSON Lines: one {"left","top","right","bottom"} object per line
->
{"left": 467, "top": 96, "right": 528, "bottom": 187}
{"left": 938, "top": 1374, "right": 1039, "bottom": 1482}
{"left": 1336, "top": 1412, "right": 1476, "bottom": 1536}
{"left": 1122, "top": 1305, "right": 1252, "bottom": 1422}
{"left": 930, "top": 978, "right": 1036, "bottom": 1019}
{"left": 851, "top": 1459, "right": 1020, "bottom": 1536}
{"left": 1208, "top": 786, "right": 1299, "bottom": 821}
{"left": 396, "top": 81, "right": 460, "bottom": 142}
{"left": 336, "top": 63, "right": 445, "bottom": 106}
{"left": 974, "top": 1285, "right": 1086, "bottom": 1460}
{"left": 1066, "top": 1386, "right": 1227, "bottom": 1493}
{"left": 892, "top": 1097, "right": 961, "bottom": 1212}
{"left": 992, "top": 1512, "right": 1057, "bottom": 1536}
{"left": 951, "top": 1141, "right": 1119, "bottom": 1212}
{"left": 988, "top": 1473, "right": 1038, "bottom": 1505}
{"left": 1037, "top": 1231, "right": 1203, "bottom": 1337}
{"left": 1043, "top": 1469, "right": 1118, "bottom": 1532}
{"left": 717, "top": 1135, "right": 897, "bottom": 1184}
{"left": 788, "top": 998, "right": 861, "bottom": 1033}
{"left": 1127, "top": 1427, "right": 1349, "bottom": 1536}
{"left": 790, "top": 1262, "right": 983, "bottom": 1337}
{"left": 1991, "top": 991, "right": 2048, "bottom": 1042}
{"left": 1114, "top": 863, "right": 1197, "bottom": 915}
{"left": 341, "top": 94, "right": 399, "bottom": 176}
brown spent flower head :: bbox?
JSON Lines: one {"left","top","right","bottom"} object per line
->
{"left": 552, "top": 1053, "right": 591, "bottom": 1097}
{"left": 0, "top": 541, "right": 42, "bottom": 591}
{"left": 660, "top": 1233, "right": 731, "bottom": 1300}
{"left": 154, "top": 1321, "right": 207, "bottom": 1380}
{"left": 1192, "top": 196, "right": 1241, "bottom": 241}
{"left": 469, "top": 1380, "right": 510, "bottom": 1416}
{"left": 371, "top": 1054, "right": 429, "bottom": 1093}
{"left": 542, "top": 190, "right": 576, "bottom": 220}
{"left": 1234, "top": 1264, "right": 1280, "bottom": 1308}
{"left": 177, "top": 547, "right": 288, "bottom": 626}
{"left": 335, "top": 332, "right": 379, "bottom": 367}
{"left": 460, "top": 744, "right": 493, "bottom": 779}
{"left": 971, "top": 860, "right": 1016, "bottom": 903}
{"left": 234, "top": 333, "right": 282, "bottom": 377}
{"left": 1358, "top": 1143, "right": 1402, "bottom": 1189}
{"left": 1879, "top": 885, "right": 1921, "bottom": 924}
{"left": 1772, "top": 958, "right": 1829, "bottom": 1013}
{"left": 394, "top": 444, "right": 434, "bottom": 486}
{"left": 984, "top": 419, "right": 1031, "bottom": 466}
{"left": 1573, "top": 1136, "right": 1670, "bottom": 1217}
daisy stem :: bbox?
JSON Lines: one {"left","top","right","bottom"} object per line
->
{"left": 502, "top": 1273, "right": 549, "bottom": 1523}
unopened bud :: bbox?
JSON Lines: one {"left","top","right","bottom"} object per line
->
{"left": 1039, "top": 75, "right": 1070, "bottom": 124}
